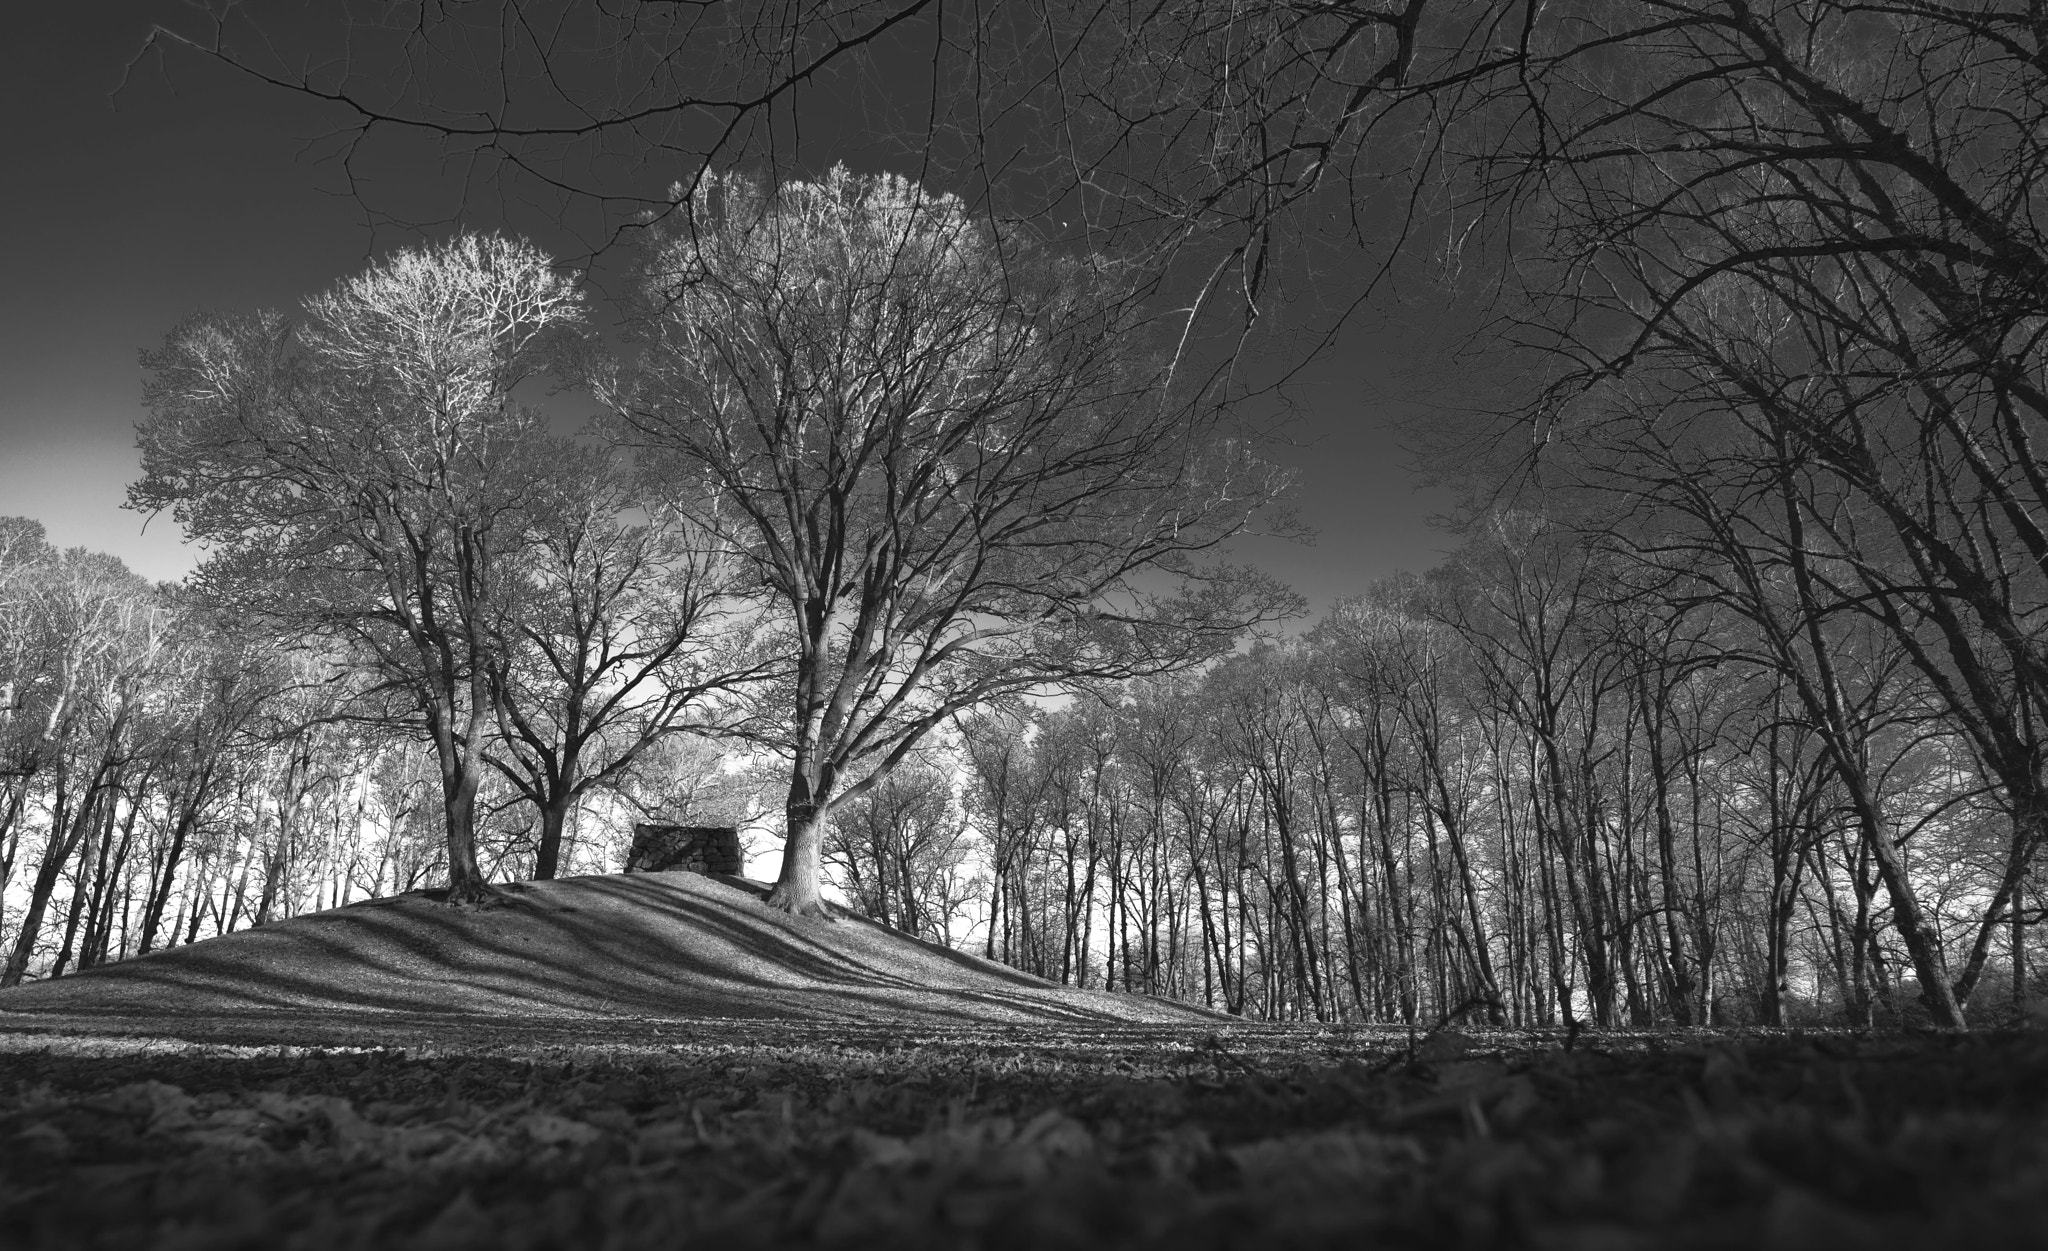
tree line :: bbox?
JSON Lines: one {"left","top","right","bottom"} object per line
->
{"left": 7, "top": 494, "right": 2038, "bottom": 1028}
{"left": 861, "top": 517, "right": 2041, "bottom": 1029}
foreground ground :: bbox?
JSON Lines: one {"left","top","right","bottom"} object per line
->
{"left": 2, "top": 1020, "right": 2042, "bottom": 1249}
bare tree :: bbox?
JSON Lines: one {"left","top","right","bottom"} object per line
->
{"left": 132, "top": 599, "right": 275, "bottom": 954}
{"left": 0, "top": 548, "right": 165, "bottom": 986}
{"left": 134, "top": 233, "right": 585, "bottom": 906}
{"left": 958, "top": 699, "right": 1051, "bottom": 963}
{"left": 0, "top": 518, "right": 62, "bottom": 897}
{"left": 602, "top": 166, "right": 1294, "bottom": 916}
{"left": 484, "top": 444, "right": 771, "bottom": 879}
{"left": 825, "top": 759, "right": 977, "bottom": 942}
{"left": 1428, "top": 1, "right": 2048, "bottom": 1028}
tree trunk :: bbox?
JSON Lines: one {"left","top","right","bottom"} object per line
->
{"left": 0, "top": 775, "right": 31, "bottom": 895}
{"left": 82, "top": 796, "right": 141, "bottom": 969}
{"left": 50, "top": 798, "right": 110, "bottom": 979}
{"left": 1643, "top": 685, "right": 1698, "bottom": 1026}
{"left": 252, "top": 828, "right": 289, "bottom": 927}
{"left": 767, "top": 794, "right": 832, "bottom": 917}
{"left": 1856, "top": 804, "right": 1964, "bottom": 1027}
{"left": 1443, "top": 809, "right": 1507, "bottom": 1025}
{"left": 1946, "top": 802, "right": 2045, "bottom": 1008}
{"left": 423, "top": 656, "right": 496, "bottom": 907}
{"left": 2014, "top": 870, "right": 2029, "bottom": 1015}
{"left": 2, "top": 777, "right": 90, "bottom": 987}
{"left": 441, "top": 763, "right": 492, "bottom": 905}
{"left": 533, "top": 793, "right": 575, "bottom": 881}
{"left": 138, "top": 799, "right": 199, "bottom": 955}
{"left": 181, "top": 854, "right": 216, "bottom": 945}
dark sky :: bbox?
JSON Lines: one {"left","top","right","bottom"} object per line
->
{"left": 4, "top": 3, "right": 1455, "bottom": 614}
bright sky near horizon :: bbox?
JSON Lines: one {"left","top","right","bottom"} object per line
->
{"left": 4, "top": 3, "right": 1458, "bottom": 614}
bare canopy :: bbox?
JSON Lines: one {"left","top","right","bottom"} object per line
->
{"left": 134, "top": 234, "right": 585, "bottom": 906}
{"left": 602, "top": 167, "right": 1296, "bottom": 916}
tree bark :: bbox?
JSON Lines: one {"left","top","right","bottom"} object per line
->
{"left": 138, "top": 796, "right": 200, "bottom": 955}
{"left": 533, "top": 793, "right": 574, "bottom": 881}
{"left": 441, "top": 763, "right": 491, "bottom": 906}
{"left": 766, "top": 792, "right": 832, "bottom": 918}
{"left": 50, "top": 795, "right": 113, "bottom": 979}
{"left": 426, "top": 666, "right": 495, "bottom": 906}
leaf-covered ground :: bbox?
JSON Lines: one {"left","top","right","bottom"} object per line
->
{"left": 2, "top": 1021, "right": 2042, "bottom": 1249}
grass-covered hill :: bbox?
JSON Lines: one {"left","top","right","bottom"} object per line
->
{"left": 0, "top": 872, "right": 1217, "bottom": 1035}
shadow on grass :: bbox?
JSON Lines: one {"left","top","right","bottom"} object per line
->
{"left": 0, "top": 872, "right": 1218, "bottom": 1030}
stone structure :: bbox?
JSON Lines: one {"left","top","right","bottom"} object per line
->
{"left": 625, "top": 824, "right": 743, "bottom": 876}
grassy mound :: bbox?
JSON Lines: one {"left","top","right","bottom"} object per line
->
{"left": 0, "top": 872, "right": 1216, "bottom": 1031}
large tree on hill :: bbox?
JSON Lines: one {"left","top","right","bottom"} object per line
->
{"left": 133, "top": 233, "right": 585, "bottom": 906}
{"left": 602, "top": 166, "right": 1295, "bottom": 917}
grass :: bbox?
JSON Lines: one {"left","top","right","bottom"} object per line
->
{"left": 0, "top": 872, "right": 1215, "bottom": 1030}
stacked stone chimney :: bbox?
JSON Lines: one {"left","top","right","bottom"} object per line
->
{"left": 624, "top": 824, "right": 743, "bottom": 875}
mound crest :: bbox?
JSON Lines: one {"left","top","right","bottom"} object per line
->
{"left": 0, "top": 872, "right": 1216, "bottom": 1030}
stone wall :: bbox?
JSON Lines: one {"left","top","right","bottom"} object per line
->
{"left": 624, "top": 824, "right": 743, "bottom": 875}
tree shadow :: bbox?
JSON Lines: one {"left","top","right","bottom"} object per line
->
{"left": 0, "top": 871, "right": 1221, "bottom": 1032}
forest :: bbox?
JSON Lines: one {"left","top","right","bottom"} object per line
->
{"left": 3, "top": 496, "right": 2040, "bottom": 1031}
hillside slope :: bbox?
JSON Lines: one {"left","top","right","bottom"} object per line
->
{"left": 0, "top": 872, "right": 1217, "bottom": 1029}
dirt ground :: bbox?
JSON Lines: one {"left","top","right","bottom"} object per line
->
{"left": 2, "top": 1019, "right": 2043, "bottom": 1249}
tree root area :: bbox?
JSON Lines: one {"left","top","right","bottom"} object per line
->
{"left": 1, "top": 1022, "right": 2041, "bottom": 1249}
